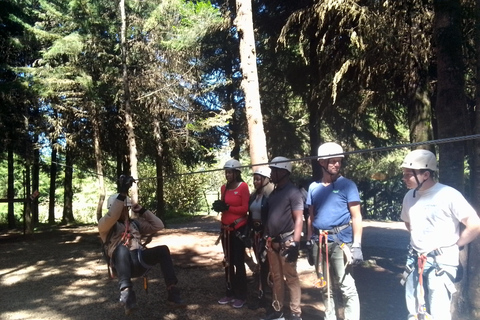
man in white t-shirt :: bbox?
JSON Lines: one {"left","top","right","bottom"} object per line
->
{"left": 400, "top": 149, "right": 480, "bottom": 320}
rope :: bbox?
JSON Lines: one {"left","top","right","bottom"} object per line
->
{"left": 49, "top": 133, "right": 480, "bottom": 181}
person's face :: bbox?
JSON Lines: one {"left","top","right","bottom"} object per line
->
{"left": 225, "top": 169, "right": 236, "bottom": 183}
{"left": 253, "top": 174, "right": 264, "bottom": 190}
{"left": 401, "top": 169, "right": 428, "bottom": 189}
{"left": 320, "top": 157, "right": 342, "bottom": 174}
{"left": 270, "top": 167, "right": 285, "bottom": 184}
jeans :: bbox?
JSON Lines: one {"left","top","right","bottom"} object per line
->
{"left": 221, "top": 226, "right": 248, "bottom": 300}
{"left": 405, "top": 256, "right": 457, "bottom": 320}
{"left": 113, "top": 244, "right": 178, "bottom": 291}
{"left": 313, "top": 241, "right": 360, "bottom": 320}
{"left": 267, "top": 239, "right": 302, "bottom": 315}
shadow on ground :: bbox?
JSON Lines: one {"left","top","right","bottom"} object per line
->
{"left": 0, "top": 218, "right": 410, "bottom": 320}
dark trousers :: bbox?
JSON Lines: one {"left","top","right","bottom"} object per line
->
{"left": 113, "top": 244, "right": 178, "bottom": 291}
{"left": 222, "top": 226, "right": 247, "bottom": 300}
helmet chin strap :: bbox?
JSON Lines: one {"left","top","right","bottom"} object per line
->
{"left": 412, "top": 170, "right": 426, "bottom": 198}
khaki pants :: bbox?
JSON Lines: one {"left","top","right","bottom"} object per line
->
{"left": 267, "top": 240, "right": 302, "bottom": 315}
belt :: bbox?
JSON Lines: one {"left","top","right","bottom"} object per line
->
{"left": 272, "top": 230, "right": 294, "bottom": 242}
{"left": 315, "top": 223, "right": 351, "bottom": 235}
{"left": 222, "top": 216, "right": 247, "bottom": 231}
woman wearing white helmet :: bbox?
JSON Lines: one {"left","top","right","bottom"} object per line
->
{"left": 400, "top": 149, "right": 480, "bottom": 320}
{"left": 214, "top": 159, "right": 250, "bottom": 309}
{"left": 247, "top": 167, "right": 273, "bottom": 309}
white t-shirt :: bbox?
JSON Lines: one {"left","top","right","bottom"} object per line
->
{"left": 400, "top": 182, "right": 476, "bottom": 265}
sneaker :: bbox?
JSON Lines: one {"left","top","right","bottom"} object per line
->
{"left": 231, "top": 299, "right": 246, "bottom": 309}
{"left": 167, "top": 286, "right": 186, "bottom": 307}
{"left": 290, "top": 314, "right": 302, "bottom": 320}
{"left": 260, "top": 311, "right": 285, "bottom": 320}
{"left": 218, "top": 296, "right": 235, "bottom": 305}
{"left": 119, "top": 288, "right": 138, "bottom": 315}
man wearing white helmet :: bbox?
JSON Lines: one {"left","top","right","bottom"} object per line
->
{"left": 98, "top": 175, "right": 184, "bottom": 315}
{"left": 260, "top": 157, "right": 304, "bottom": 320}
{"left": 307, "top": 142, "right": 363, "bottom": 320}
{"left": 400, "top": 149, "right": 480, "bottom": 320}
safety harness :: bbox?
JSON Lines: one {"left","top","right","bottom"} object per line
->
{"left": 101, "top": 219, "right": 153, "bottom": 293}
{"left": 401, "top": 246, "right": 457, "bottom": 319}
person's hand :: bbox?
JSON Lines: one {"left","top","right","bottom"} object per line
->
{"left": 282, "top": 241, "right": 299, "bottom": 263}
{"left": 306, "top": 240, "right": 315, "bottom": 266}
{"left": 132, "top": 204, "right": 142, "bottom": 213}
{"left": 212, "top": 200, "right": 229, "bottom": 212}
{"left": 118, "top": 175, "right": 135, "bottom": 194}
{"left": 351, "top": 244, "right": 363, "bottom": 265}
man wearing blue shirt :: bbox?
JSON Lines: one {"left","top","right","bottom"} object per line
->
{"left": 306, "top": 142, "right": 363, "bottom": 320}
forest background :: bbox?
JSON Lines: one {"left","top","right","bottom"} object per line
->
{"left": 2, "top": 0, "right": 480, "bottom": 318}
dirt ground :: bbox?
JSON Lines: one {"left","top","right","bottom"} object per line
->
{"left": 0, "top": 215, "right": 410, "bottom": 320}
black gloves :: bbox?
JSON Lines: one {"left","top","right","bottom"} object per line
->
{"left": 305, "top": 240, "right": 315, "bottom": 266}
{"left": 351, "top": 244, "right": 363, "bottom": 265}
{"left": 282, "top": 241, "right": 300, "bottom": 263}
{"left": 118, "top": 175, "right": 135, "bottom": 193}
{"left": 212, "top": 200, "right": 229, "bottom": 213}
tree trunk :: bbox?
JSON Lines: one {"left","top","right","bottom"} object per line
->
{"left": 467, "top": 1, "right": 480, "bottom": 318}
{"left": 407, "top": 87, "right": 434, "bottom": 147}
{"left": 48, "top": 141, "right": 57, "bottom": 224}
{"left": 7, "top": 144, "right": 15, "bottom": 229}
{"left": 235, "top": 0, "right": 268, "bottom": 171}
{"left": 433, "top": 0, "right": 468, "bottom": 318}
{"left": 152, "top": 115, "right": 165, "bottom": 220}
{"left": 23, "top": 162, "right": 33, "bottom": 234}
{"left": 120, "top": 0, "right": 139, "bottom": 203}
{"left": 92, "top": 106, "right": 106, "bottom": 221}
{"left": 62, "top": 143, "right": 75, "bottom": 224}
{"left": 155, "top": 153, "right": 165, "bottom": 221}
{"left": 32, "top": 134, "right": 40, "bottom": 225}
{"left": 307, "top": 22, "right": 322, "bottom": 181}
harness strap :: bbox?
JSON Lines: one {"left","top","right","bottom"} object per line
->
{"left": 272, "top": 230, "right": 294, "bottom": 242}
{"left": 417, "top": 255, "right": 429, "bottom": 316}
{"left": 222, "top": 216, "right": 247, "bottom": 231}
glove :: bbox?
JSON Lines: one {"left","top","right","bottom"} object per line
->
{"left": 118, "top": 175, "right": 135, "bottom": 193}
{"left": 282, "top": 241, "right": 299, "bottom": 263}
{"left": 212, "top": 200, "right": 229, "bottom": 212}
{"left": 132, "top": 204, "right": 147, "bottom": 215}
{"left": 351, "top": 244, "right": 363, "bottom": 265}
{"left": 306, "top": 240, "right": 315, "bottom": 266}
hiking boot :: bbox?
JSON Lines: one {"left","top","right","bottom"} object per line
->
{"left": 167, "top": 286, "right": 185, "bottom": 307}
{"left": 218, "top": 296, "right": 234, "bottom": 305}
{"left": 260, "top": 311, "right": 285, "bottom": 320}
{"left": 119, "top": 287, "right": 138, "bottom": 315}
{"left": 290, "top": 314, "right": 302, "bottom": 320}
{"left": 231, "top": 299, "right": 246, "bottom": 309}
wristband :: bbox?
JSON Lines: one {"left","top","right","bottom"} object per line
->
{"left": 138, "top": 208, "right": 147, "bottom": 215}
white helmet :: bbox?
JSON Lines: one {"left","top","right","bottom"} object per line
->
{"left": 269, "top": 156, "right": 292, "bottom": 173}
{"left": 254, "top": 167, "right": 271, "bottom": 178}
{"left": 318, "top": 142, "right": 344, "bottom": 160}
{"left": 401, "top": 149, "right": 437, "bottom": 171}
{"left": 224, "top": 159, "right": 242, "bottom": 171}
{"left": 107, "top": 193, "right": 132, "bottom": 209}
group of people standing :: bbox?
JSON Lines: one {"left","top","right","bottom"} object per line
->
{"left": 213, "top": 143, "right": 480, "bottom": 320}
{"left": 213, "top": 142, "right": 365, "bottom": 320}
{"left": 97, "top": 142, "right": 480, "bottom": 320}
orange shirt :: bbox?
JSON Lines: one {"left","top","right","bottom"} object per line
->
{"left": 220, "top": 181, "right": 250, "bottom": 228}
